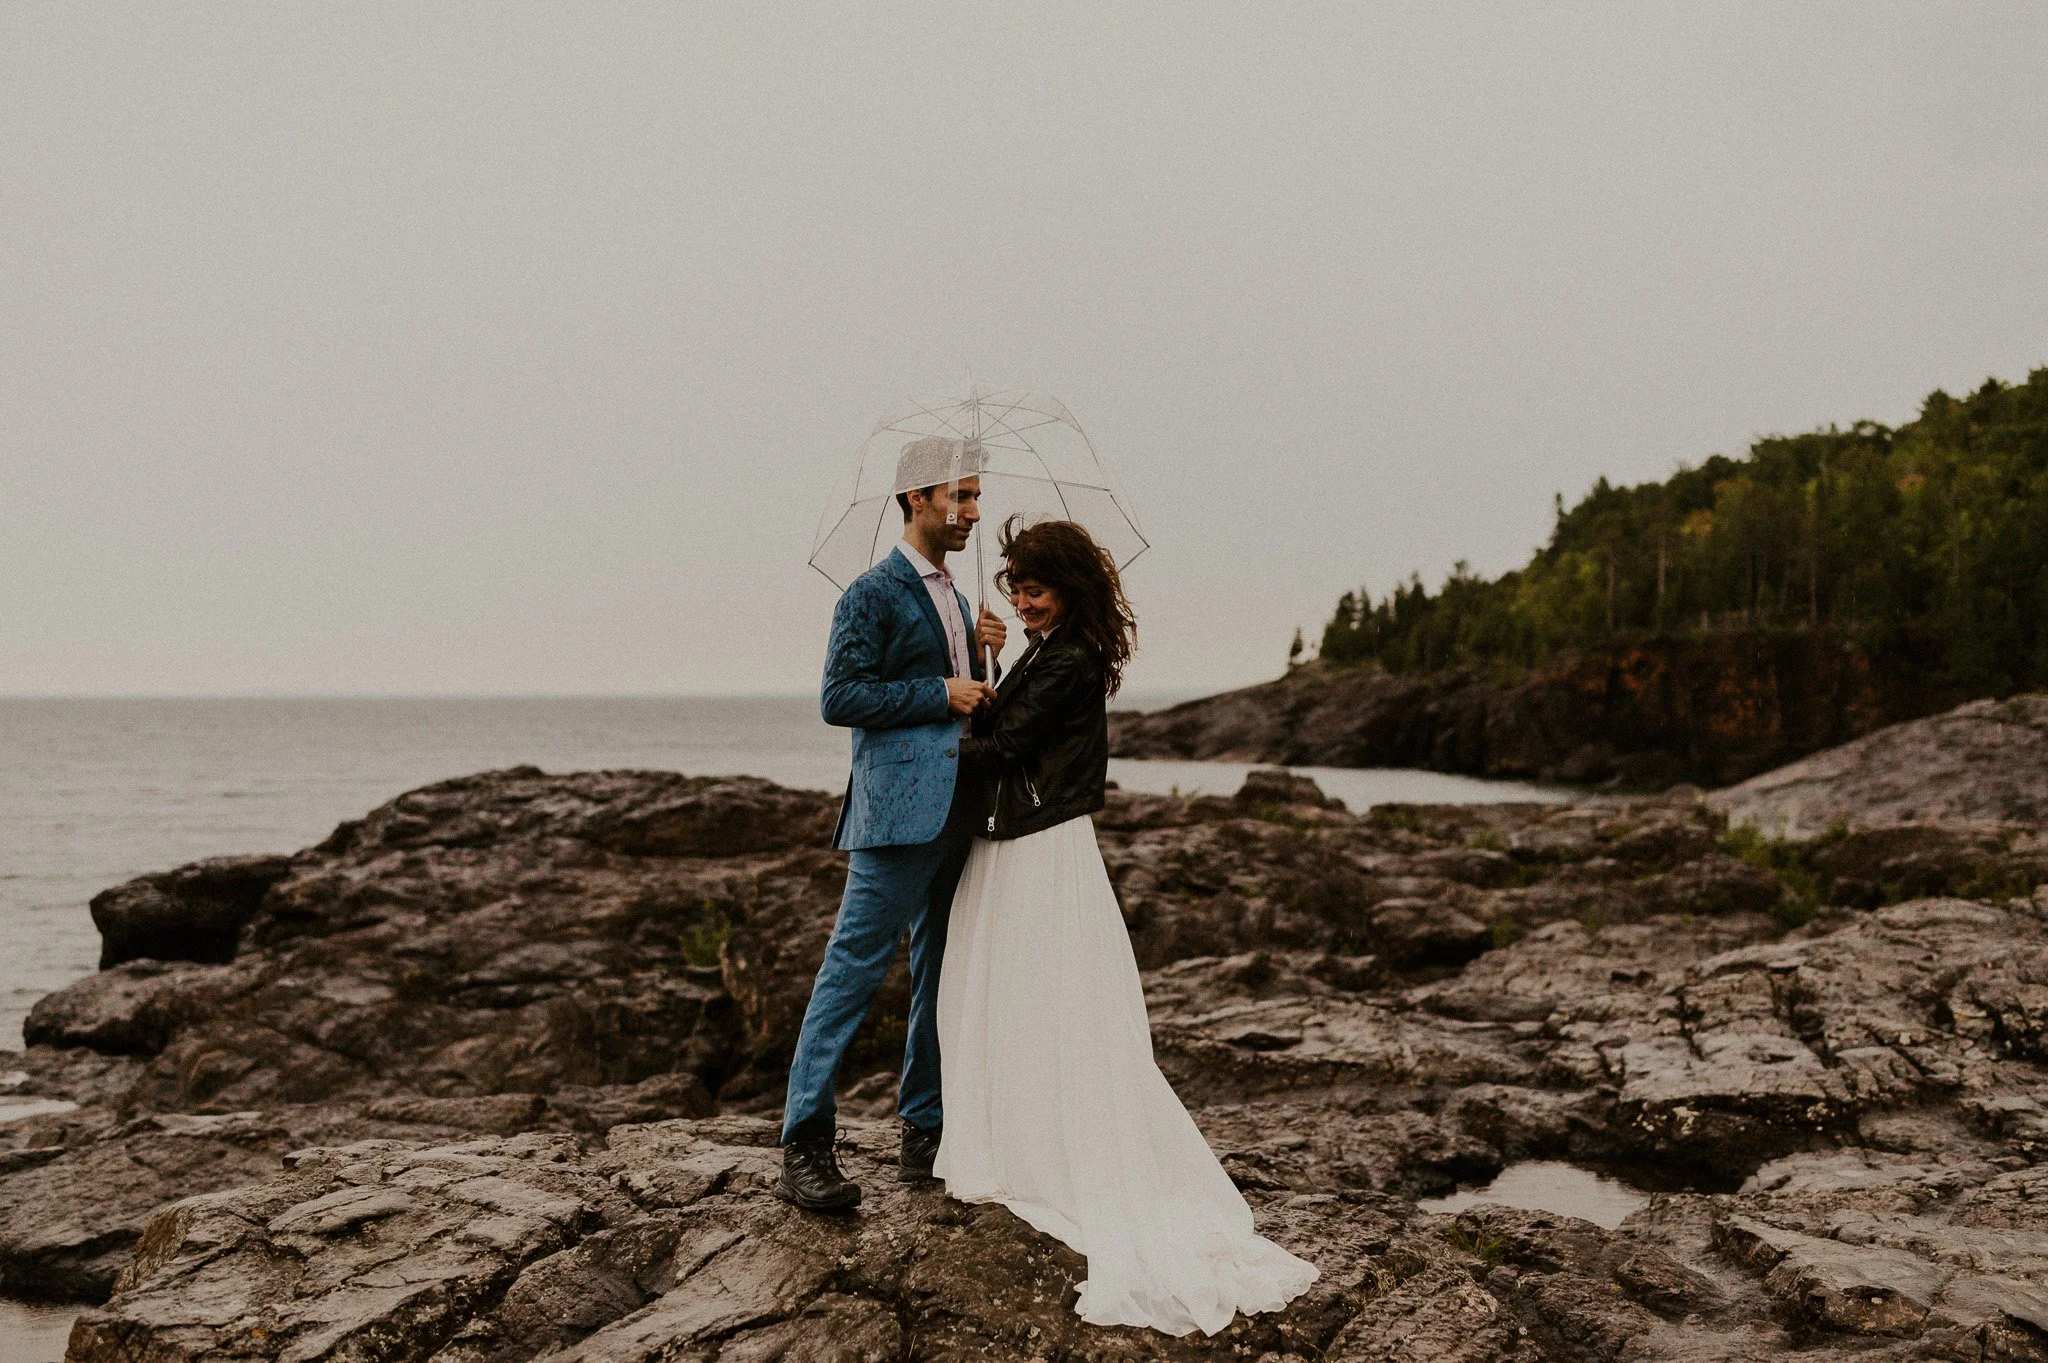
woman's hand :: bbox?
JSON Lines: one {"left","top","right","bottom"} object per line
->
{"left": 976, "top": 606, "right": 1008, "bottom": 659}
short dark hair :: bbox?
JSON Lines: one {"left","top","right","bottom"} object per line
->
{"left": 896, "top": 486, "right": 938, "bottom": 522}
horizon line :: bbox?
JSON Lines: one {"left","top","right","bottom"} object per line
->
{"left": 0, "top": 687, "right": 1209, "bottom": 703}
{"left": 0, "top": 691, "right": 819, "bottom": 702}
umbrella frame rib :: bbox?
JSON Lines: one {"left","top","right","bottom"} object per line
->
{"left": 809, "top": 388, "right": 1148, "bottom": 591}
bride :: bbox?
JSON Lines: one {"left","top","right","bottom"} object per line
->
{"left": 935, "top": 517, "right": 1318, "bottom": 1337}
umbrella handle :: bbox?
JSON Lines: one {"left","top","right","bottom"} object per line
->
{"left": 976, "top": 519, "right": 990, "bottom": 680}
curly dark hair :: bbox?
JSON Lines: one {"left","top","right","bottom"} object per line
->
{"left": 994, "top": 516, "right": 1136, "bottom": 695}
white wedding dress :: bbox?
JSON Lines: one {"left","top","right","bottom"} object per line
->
{"left": 933, "top": 814, "right": 1318, "bottom": 1336}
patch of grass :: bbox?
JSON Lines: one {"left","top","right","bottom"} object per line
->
{"left": 679, "top": 899, "right": 730, "bottom": 968}
{"left": 1489, "top": 913, "right": 1523, "bottom": 950}
{"left": 1369, "top": 804, "right": 1421, "bottom": 833}
{"left": 1958, "top": 864, "right": 2035, "bottom": 904}
{"left": 1716, "top": 821, "right": 1769, "bottom": 862}
{"left": 1721, "top": 822, "right": 1822, "bottom": 927}
{"left": 1770, "top": 897, "right": 1818, "bottom": 930}
{"left": 1244, "top": 802, "right": 1314, "bottom": 828}
{"left": 1444, "top": 1221, "right": 1508, "bottom": 1267}
{"left": 1469, "top": 826, "right": 1509, "bottom": 854}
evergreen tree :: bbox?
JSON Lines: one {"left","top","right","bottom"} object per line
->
{"left": 1316, "top": 369, "right": 2048, "bottom": 695}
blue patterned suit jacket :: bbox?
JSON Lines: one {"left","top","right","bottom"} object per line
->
{"left": 823, "top": 546, "right": 988, "bottom": 851}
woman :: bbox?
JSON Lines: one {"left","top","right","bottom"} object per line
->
{"left": 934, "top": 518, "right": 1317, "bottom": 1337}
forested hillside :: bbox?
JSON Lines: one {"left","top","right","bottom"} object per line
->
{"left": 1320, "top": 370, "right": 2048, "bottom": 696}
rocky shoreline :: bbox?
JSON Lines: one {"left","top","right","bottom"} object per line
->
{"left": 5, "top": 698, "right": 2048, "bottom": 1360}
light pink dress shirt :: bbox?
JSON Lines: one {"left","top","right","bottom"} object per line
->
{"left": 895, "top": 542, "right": 973, "bottom": 679}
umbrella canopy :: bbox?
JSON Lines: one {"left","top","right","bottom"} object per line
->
{"left": 808, "top": 387, "right": 1148, "bottom": 604}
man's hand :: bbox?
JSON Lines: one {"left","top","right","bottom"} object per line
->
{"left": 976, "top": 606, "right": 1008, "bottom": 660}
{"left": 946, "top": 678, "right": 995, "bottom": 716}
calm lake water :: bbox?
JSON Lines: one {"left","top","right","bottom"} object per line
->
{"left": 0, "top": 1299, "right": 73, "bottom": 1363}
{"left": 1418, "top": 1160, "right": 1651, "bottom": 1229}
{"left": 0, "top": 696, "right": 1565, "bottom": 1049}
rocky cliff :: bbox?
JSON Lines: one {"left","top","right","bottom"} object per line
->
{"left": 4, "top": 743, "right": 2048, "bottom": 1360}
{"left": 1111, "top": 635, "right": 1954, "bottom": 788}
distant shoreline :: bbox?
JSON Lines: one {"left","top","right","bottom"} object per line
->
{"left": 0, "top": 686, "right": 1231, "bottom": 707}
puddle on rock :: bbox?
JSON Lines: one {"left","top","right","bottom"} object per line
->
{"left": 0, "top": 1098, "right": 78, "bottom": 1125}
{"left": 0, "top": 1299, "right": 76, "bottom": 1363}
{"left": 1416, "top": 1160, "right": 1651, "bottom": 1229}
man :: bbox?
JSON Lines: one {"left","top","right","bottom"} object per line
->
{"left": 779, "top": 436, "right": 1007, "bottom": 1210}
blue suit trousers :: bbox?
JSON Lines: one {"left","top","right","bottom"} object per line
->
{"left": 780, "top": 803, "right": 972, "bottom": 1145}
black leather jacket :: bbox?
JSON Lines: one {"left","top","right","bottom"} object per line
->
{"left": 961, "top": 630, "right": 1109, "bottom": 840}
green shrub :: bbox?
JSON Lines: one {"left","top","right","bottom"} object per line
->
{"left": 679, "top": 900, "right": 730, "bottom": 969}
{"left": 1721, "top": 823, "right": 1821, "bottom": 926}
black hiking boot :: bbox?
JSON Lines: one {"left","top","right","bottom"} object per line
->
{"left": 898, "top": 1119, "right": 942, "bottom": 1183}
{"left": 777, "top": 1136, "right": 862, "bottom": 1212}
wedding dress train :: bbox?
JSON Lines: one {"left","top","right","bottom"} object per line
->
{"left": 933, "top": 815, "right": 1318, "bottom": 1336}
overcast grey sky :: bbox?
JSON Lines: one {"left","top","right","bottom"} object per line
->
{"left": 4, "top": 3, "right": 2044, "bottom": 698}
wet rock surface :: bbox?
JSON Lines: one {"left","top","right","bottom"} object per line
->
{"left": 5, "top": 755, "right": 2048, "bottom": 1359}
{"left": 1710, "top": 693, "right": 2048, "bottom": 836}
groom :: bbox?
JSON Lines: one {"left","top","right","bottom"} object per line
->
{"left": 779, "top": 436, "right": 1006, "bottom": 1211}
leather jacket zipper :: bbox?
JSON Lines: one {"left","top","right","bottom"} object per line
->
{"left": 986, "top": 771, "right": 1041, "bottom": 835}
{"left": 984, "top": 636, "right": 1051, "bottom": 835}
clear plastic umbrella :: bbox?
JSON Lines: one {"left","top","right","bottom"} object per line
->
{"left": 808, "top": 387, "right": 1148, "bottom": 620}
